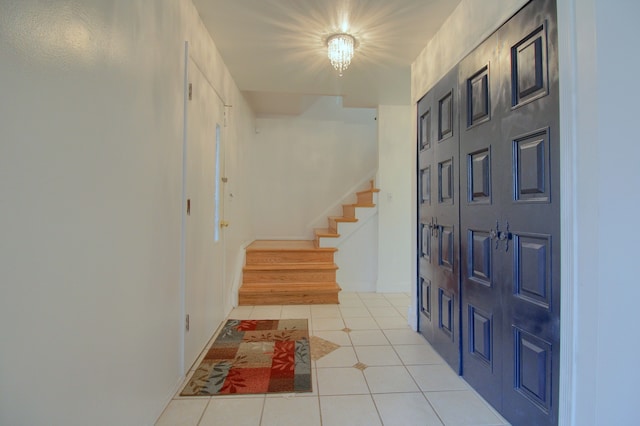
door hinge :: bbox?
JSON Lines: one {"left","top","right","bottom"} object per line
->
{"left": 188, "top": 83, "right": 192, "bottom": 100}
{"left": 185, "top": 314, "right": 190, "bottom": 332}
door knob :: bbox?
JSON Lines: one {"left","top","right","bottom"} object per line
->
{"left": 219, "top": 221, "right": 229, "bottom": 228}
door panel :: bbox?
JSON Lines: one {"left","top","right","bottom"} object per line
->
{"left": 498, "top": 1, "right": 560, "bottom": 424}
{"left": 417, "top": 66, "right": 461, "bottom": 373}
{"left": 459, "top": 30, "right": 503, "bottom": 408}
{"left": 417, "top": 89, "right": 435, "bottom": 344}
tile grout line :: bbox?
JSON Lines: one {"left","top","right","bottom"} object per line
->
{"left": 195, "top": 397, "right": 212, "bottom": 426}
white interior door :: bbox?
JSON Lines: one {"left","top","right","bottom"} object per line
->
{"left": 183, "top": 54, "right": 226, "bottom": 373}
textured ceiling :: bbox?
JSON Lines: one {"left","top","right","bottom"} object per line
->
{"left": 192, "top": 0, "right": 461, "bottom": 114}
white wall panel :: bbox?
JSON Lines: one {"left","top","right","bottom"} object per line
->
{"left": 250, "top": 97, "right": 377, "bottom": 239}
{"left": 335, "top": 214, "right": 379, "bottom": 292}
{"left": 0, "top": 1, "right": 254, "bottom": 424}
{"left": 377, "top": 105, "right": 412, "bottom": 293}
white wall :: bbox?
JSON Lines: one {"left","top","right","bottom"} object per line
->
{"left": 376, "top": 105, "right": 413, "bottom": 294}
{"left": 335, "top": 215, "right": 379, "bottom": 292}
{"left": 566, "top": 1, "right": 640, "bottom": 424}
{"left": 0, "top": 1, "right": 254, "bottom": 425}
{"left": 250, "top": 96, "right": 377, "bottom": 239}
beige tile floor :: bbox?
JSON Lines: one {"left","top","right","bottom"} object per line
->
{"left": 156, "top": 292, "right": 510, "bottom": 426}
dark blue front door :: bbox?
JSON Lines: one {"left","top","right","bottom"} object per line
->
{"left": 417, "top": 65, "right": 461, "bottom": 374}
{"left": 460, "top": 0, "right": 560, "bottom": 424}
{"left": 417, "top": 0, "right": 560, "bottom": 424}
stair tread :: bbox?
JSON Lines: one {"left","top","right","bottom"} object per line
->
{"left": 356, "top": 188, "right": 381, "bottom": 195}
{"left": 329, "top": 216, "right": 358, "bottom": 222}
{"left": 344, "top": 203, "right": 376, "bottom": 208}
{"left": 247, "top": 240, "right": 337, "bottom": 252}
{"left": 244, "top": 263, "right": 338, "bottom": 271}
{"left": 314, "top": 228, "right": 340, "bottom": 238}
{"left": 239, "top": 287, "right": 341, "bottom": 305}
{"left": 239, "top": 283, "right": 341, "bottom": 292}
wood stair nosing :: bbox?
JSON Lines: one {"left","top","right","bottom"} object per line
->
{"left": 243, "top": 271, "right": 337, "bottom": 284}
{"left": 246, "top": 246, "right": 338, "bottom": 253}
{"left": 243, "top": 262, "right": 338, "bottom": 271}
{"left": 238, "top": 281, "right": 341, "bottom": 306}
{"left": 238, "top": 286, "right": 341, "bottom": 305}
{"left": 246, "top": 253, "right": 335, "bottom": 265}
{"left": 356, "top": 188, "right": 381, "bottom": 196}
{"left": 246, "top": 243, "right": 337, "bottom": 262}
{"left": 345, "top": 202, "right": 376, "bottom": 208}
{"left": 314, "top": 228, "right": 340, "bottom": 238}
{"left": 239, "top": 281, "right": 340, "bottom": 290}
{"left": 329, "top": 216, "right": 358, "bottom": 223}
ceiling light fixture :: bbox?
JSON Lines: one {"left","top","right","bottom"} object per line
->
{"left": 327, "top": 33, "right": 355, "bottom": 77}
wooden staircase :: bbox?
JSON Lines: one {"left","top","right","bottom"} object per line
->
{"left": 314, "top": 180, "right": 380, "bottom": 248}
{"left": 239, "top": 240, "right": 340, "bottom": 305}
{"left": 238, "top": 180, "right": 380, "bottom": 305}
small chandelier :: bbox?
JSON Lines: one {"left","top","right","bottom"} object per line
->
{"left": 327, "top": 33, "right": 355, "bottom": 76}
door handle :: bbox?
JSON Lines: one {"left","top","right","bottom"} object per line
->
{"left": 432, "top": 217, "right": 439, "bottom": 237}
{"left": 499, "top": 221, "right": 512, "bottom": 252}
{"left": 489, "top": 220, "right": 499, "bottom": 249}
{"left": 490, "top": 220, "right": 512, "bottom": 252}
{"left": 219, "top": 221, "right": 229, "bottom": 228}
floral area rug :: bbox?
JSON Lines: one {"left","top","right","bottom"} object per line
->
{"left": 180, "top": 319, "right": 311, "bottom": 396}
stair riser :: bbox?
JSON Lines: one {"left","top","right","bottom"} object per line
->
{"left": 246, "top": 251, "right": 334, "bottom": 264}
{"left": 239, "top": 282, "right": 341, "bottom": 305}
{"left": 243, "top": 270, "right": 336, "bottom": 283}
{"left": 239, "top": 292, "right": 339, "bottom": 305}
{"left": 357, "top": 192, "right": 373, "bottom": 204}
{"left": 342, "top": 205, "right": 355, "bottom": 218}
{"left": 318, "top": 238, "right": 340, "bottom": 248}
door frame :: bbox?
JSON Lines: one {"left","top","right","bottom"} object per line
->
{"left": 556, "top": 0, "right": 579, "bottom": 423}
{"left": 179, "top": 40, "right": 189, "bottom": 375}
{"left": 179, "top": 41, "right": 227, "bottom": 375}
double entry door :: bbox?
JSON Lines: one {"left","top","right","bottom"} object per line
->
{"left": 417, "top": 0, "right": 560, "bottom": 424}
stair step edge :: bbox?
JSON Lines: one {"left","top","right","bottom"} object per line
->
{"left": 344, "top": 203, "right": 376, "bottom": 208}
{"left": 239, "top": 282, "right": 341, "bottom": 291}
{"left": 329, "top": 216, "right": 358, "bottom": 222}
{"left": 247, "top": 247, "right": 337, "bottom": 253}
{"left": 314, "top": 228, "right": 340, "bottom": 238}
{"left": 243, "top": 263, "right": 339, "bottom": 271}
{"left": 356, "top": 188, "right": 381, "bottom": 195}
